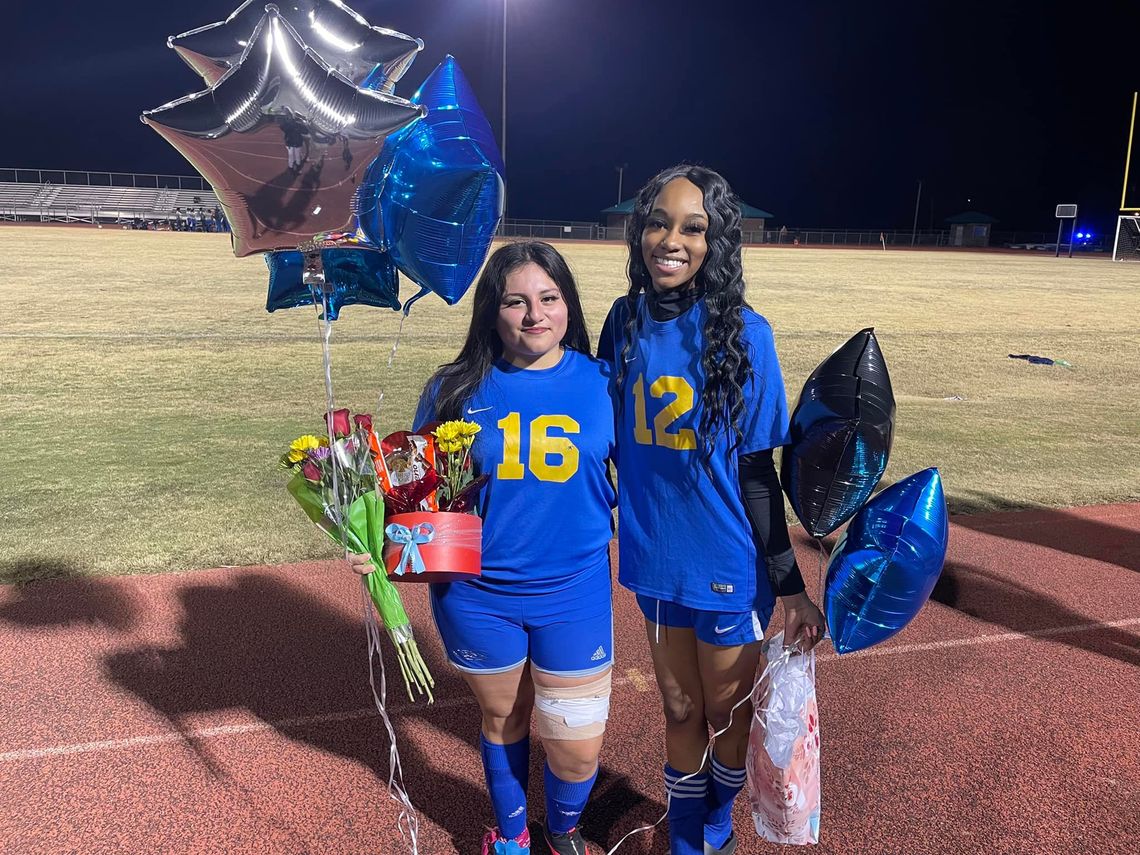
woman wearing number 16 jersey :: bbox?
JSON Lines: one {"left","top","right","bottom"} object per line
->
{"left": 416, "top": 241, "right": 615, "bottom": 855}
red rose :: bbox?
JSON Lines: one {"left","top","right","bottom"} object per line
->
{"left": 301, "top": 460, "right": 322, "bottom": 482}
{"left": 353, "top": 413, "right": 373, "bottom": 433}
{"left": 328, "top": 408, "right": 351, "bottom": 438}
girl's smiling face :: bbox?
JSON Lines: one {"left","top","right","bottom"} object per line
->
{"left": 641, "top": 177, "right": 709, "bottom": 291}
{"left": 495, "top": 262, "right": 568, "bottom": 369}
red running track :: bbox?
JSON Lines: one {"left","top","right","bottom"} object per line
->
{"left": 2, "top": 503, "right": 1138, "bottom": 854}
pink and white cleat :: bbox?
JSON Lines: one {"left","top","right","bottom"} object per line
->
{"left": 481, "top": 826, "right": 531, "bottom": 855}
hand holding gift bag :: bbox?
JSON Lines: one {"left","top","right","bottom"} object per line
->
{"left": 281, "top": 410, "right": 435, "bottom": 702}
{"left": 747, "top": 631, "right": 821, "bottom": 845}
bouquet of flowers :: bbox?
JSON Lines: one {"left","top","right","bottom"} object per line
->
{"left": 281, "top": 408, "right": 434, "bottom": 701}
{"left": 376, "top": 420, "right": 487, "bottom": 582}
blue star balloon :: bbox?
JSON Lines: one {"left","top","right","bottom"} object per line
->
{"left": 824, "top": 468, "right": 949, "bottom": 654}
{"left": 265, "top": 247, "right": 400, "bottom": 319}
{"left": 782, "top": 328, "right": 896, "bottom": 537}
{"left": 355, "top": 55, "right": 504, "bottom": 310}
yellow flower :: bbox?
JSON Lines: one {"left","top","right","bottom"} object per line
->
{"left": 433, "top": 421, "right": 463, "bottom": 443}
{"left": 434, "top": 420, "right": 479, "bottom": 455}
{"left": 457, "top": 420, "right": 481, "bottom": 447}
{"left": 436, "top": 438, "right": 463, "bottom": 454}
{"left": 286, "top": 434, "right": 327, "bottom": 463}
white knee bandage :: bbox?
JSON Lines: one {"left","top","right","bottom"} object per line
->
{"left": 533, "top": 671, "right": 612, "bottom": 741}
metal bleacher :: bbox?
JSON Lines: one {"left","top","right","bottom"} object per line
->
{"left": 0, "top": 172, "right": 220, "bottom": 224}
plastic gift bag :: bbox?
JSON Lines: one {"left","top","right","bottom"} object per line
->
{"left": 746, "top": 631, "right": 821, "bottom": 845}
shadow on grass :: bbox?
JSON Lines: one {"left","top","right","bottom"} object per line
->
{"left": 100, "top": 571, "right": 660, "bottom": 853}
{"left": 931, "top": 560, "right": 1140, "bottom": 667}
{"left": 0, "top": 558, "right": 141, "bottom": 631}
{"left": 946, "top": 488, "right": 1038, "bottom": 516}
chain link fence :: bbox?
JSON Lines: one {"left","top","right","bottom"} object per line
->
{"left": 0, "top": 168, "right": 1112, "bottom": 251}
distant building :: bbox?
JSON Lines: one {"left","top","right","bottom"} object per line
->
{"left": 945, "top": 211, "right": 998, "bottom": 247}
{"left": 601, "top": 199, "right": 775, "bottom": 239}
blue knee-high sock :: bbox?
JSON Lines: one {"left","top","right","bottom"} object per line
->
{"left": 480, "top": 733, "right": 530, "bottom": 839}
{"left": 543, "top": 761, "right": 598, "bottom": 835}
{"left": 665, "top": 764, "right": 708, "bottom": 855}
{"left": 704, "top": 755, "right": 747, "bottom": 849}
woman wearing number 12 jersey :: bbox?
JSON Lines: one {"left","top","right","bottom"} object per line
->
{"left": 597, "top": 165, "right": 825, "bottom": 855}
{"left": 416, "top": 241, "right": 615, "bottom": 855}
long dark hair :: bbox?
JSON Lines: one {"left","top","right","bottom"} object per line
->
{"left": 425, "top": 240, "right": 591, "bottom": 422}
{"left": 618, "top": 164, "right": 751, "bottom": 457}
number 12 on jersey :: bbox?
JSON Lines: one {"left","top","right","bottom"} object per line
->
{"left": 497, "top": 413, "right": 581, "bottom": 482}
{"left": 631, "top": 374, "right": 697, "bottom": 450}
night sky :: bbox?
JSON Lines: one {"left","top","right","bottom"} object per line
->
{"left": 4, "top": 1, "right": 1138, "bottom": 236}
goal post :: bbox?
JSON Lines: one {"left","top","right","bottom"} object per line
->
{"left": 1121, "top": 92, "right": 1140, "bottom": 214}
{"left": 1112, "top": 94, "right": 1140, "bottom": 261}
{"left": 1112, "top": 215, "right": 1140, "bottom": 261}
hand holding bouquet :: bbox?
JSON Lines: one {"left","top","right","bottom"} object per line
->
{"left": 281, "top": 409, "right": 434, "bottom": 702}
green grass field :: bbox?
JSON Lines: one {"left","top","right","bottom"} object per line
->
{"left": 3, "top": 226, "right": 1138, "bottom": 584}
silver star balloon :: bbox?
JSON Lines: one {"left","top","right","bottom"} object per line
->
{"left": 143, "top": 5, "right": 425, "bottom": 256}
{"left": 169, "top": 0, "right": 423, "bottom": 90}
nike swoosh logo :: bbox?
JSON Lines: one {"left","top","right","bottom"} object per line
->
{"left": 466, "top": 406, "right": 492, "bottom": 414}
{"left": 714, "top": 624, "right": 738, "bottom": 635}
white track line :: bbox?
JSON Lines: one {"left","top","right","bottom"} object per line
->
{"left": 2, "top": 618, "right": 1137, "bottom": 764}
{"left": 815, "top": 616, "right": 1140, "bottom": 661}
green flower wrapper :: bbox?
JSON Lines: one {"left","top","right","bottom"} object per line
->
{"left": 287, "top": 474, "right": 435, "bottom": 702}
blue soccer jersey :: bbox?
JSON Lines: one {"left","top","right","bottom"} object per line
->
{"left": 415, "top": 348, "right": 616, "bottom": 591}
{"left": 597, "top": 296, "right": 791, "bottom": 612}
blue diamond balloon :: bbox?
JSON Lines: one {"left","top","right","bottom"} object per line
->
{"left": 355, "top": 55, "right": 504, "bottom": 310}
{"left": 824, "top": 468, "right": 949, "bottom": 654}
{"left": 265, "top": 246, "right": 400, "bottom": 320}
{"left": 782, "top": 328, "right": 895, "bottom": 537}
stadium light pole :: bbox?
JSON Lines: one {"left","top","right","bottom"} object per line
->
{"left": 501, "top": 0, "right": 508, "bottom": 171}
{"left": 911, "top": 179, "right": 922, "bottom": 246}
{"left": 616, "top": 163, "right": 628, "bottom": 204}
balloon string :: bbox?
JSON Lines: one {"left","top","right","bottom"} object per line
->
{"left": 604, "top": 641, "right": 799, "bottom": 855}
{"left": 311, "top": 286, "right": 420, "bottom": 855}
{"left": 315, "top": 294, "right": 346, "bottom": 538}
{"left": 814, "top": 536, "right": 833, "bottom": 642}
{"left": 375, "top": 310, "right": 408, "bottom": 418}
{"left": 362, "top": 577, "right": 421, "bottom": 854}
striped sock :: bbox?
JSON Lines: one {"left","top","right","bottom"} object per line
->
{"left": 480, "top": 733, "right": 530, "bottom": 840}
{"left": 704, "top": 756, "right": 747, "bottom": 849}
{"left": 543, "top": 761, "right": 598, "bottom": 835}
{"left": 665, "top": 764, "right": 708, "bottom": 855}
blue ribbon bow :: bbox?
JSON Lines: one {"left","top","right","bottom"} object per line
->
{"left": 385, "top": 522, "right": 436, "bottom": 576}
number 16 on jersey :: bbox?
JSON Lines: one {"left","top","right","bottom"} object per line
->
{"left": 496, "top": 413, "right": 581, "bottom": 482}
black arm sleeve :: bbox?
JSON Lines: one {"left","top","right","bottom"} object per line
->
{"left": 739, "top": 449, "right": 806, "bottom": 597}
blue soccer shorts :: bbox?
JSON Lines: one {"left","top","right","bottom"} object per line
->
{"left": 429, "top": 562, "right": 613, "bottom": 677}
{"left": 635, "top": 593, "right": 774, "bottom": 647}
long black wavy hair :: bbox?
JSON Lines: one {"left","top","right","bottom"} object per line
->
{"left": 618, "top": 163, "right": 752, "bottom": 458}
{"left": 424, "top": 240, "right": 591, "bottom": 422}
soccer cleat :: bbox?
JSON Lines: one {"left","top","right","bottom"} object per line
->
{"left": 543, "top": 825, "right": 603, "bottom": 855}
{"left": 703, "top": 833, "right": 738, "bottom": 855}
{"left": 481, "top": 826, "right": 531, "bottom": 855}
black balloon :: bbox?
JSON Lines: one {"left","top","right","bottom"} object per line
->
{"left": 781, "top": 328, "right": 896, "bottom": 537}
{"left": 169, "top": 0, "right": 422, "bottom": 89}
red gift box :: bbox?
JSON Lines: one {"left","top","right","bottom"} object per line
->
{"left": 382, "top": 511, "right": 482, "bottom": 583}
